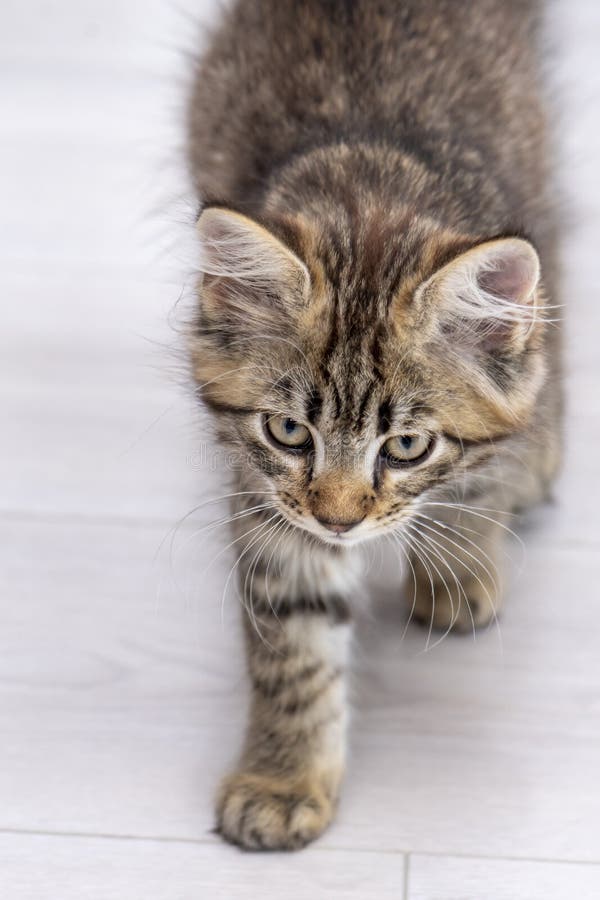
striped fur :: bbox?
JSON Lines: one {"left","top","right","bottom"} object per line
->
{"left": 185, "top": 0, "right": 562, "bottom": 850}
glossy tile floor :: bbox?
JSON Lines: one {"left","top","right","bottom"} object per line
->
{"left": 2, "top": 2, "right": 599, "bottom": 897}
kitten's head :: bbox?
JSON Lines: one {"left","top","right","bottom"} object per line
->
{"left": 191, "top": 205, "right": 546, "bottom": 546}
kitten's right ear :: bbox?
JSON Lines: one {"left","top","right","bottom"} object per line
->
{"left": 196, "top": 207, "right": 310, "bottom": 331}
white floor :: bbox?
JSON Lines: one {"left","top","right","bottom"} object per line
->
{"left": 2, "top": 2, "right": 600, "bottom": 898}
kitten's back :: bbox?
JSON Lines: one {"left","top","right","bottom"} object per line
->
{"left": 188, "top": 0, "right": 547, "bottom": 237}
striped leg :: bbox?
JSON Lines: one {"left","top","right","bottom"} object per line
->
{"left": 216, "top": 532, "right": 354, "bottom": 850}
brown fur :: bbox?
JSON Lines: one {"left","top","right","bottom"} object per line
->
{"left": 185, "top": 0, "right": 562, "bottom": 850}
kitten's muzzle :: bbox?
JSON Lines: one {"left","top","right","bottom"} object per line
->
{"left": 308, "top": 472, "right": 375, "bottom": 535}
{"left": 314, "top": 515, "right": 365, "bottom": 534}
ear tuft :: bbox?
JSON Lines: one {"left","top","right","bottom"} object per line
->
{"left": 428, "top": 238, "right": 542, "bottom": 352}
{"left": 476, "top": 240, "right": 539, "bottom": 308}
{"left": 196, "top": 208, "right": 309, "bottom": 329}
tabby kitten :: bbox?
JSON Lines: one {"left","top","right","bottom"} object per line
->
{"left": 186, "top": 0, "right": 561, "bottom": 850}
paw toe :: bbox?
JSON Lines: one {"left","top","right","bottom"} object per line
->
{"left": 216, "top": 772, "right": 331, "bottom": 851}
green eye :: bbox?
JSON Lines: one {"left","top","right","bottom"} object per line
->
{"left": 265, "top": 415, "right": 312, "bottom": 451}
{"left": 381, "top": 433, "right": 433, "bottom": 467}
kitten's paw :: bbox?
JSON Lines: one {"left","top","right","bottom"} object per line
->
{"left": 412, "top": 575, "right": 501, "bottom": 634}
{"left": 216, "top": 771, "right": 334, "bottom": 851}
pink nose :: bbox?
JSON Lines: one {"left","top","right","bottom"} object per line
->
{"left": 315, "top": 516, "right": 364, "bottom": 534}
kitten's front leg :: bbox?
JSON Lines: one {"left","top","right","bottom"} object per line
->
{"left": 216, "top": 530, "right": 354, "bottom": 851}
{"left": 408, "top": 509, "right": 506, "bottom": 634}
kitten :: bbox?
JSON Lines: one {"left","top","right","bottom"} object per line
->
{"left": 186, "top": 0, "right": 561, "bottom": 850}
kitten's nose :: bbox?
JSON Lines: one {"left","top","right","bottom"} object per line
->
{"left": 315, "top": 515, "right": 364, "bottom": 534}
{"left": 308, "top": 471, "right": 375, "bottom": 532}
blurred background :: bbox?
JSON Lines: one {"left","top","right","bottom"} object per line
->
{"left": 1, "top": 2, "right": 599, "bottom": 897}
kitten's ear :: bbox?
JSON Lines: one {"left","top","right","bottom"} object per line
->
{"left": 419, "top": 238, "right": 542, "bottom": 353}
{"left": 196, "top": 207, "right": 310, "bottom": 330}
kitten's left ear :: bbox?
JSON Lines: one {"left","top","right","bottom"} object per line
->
{"left": 417, "top": 237, "right": 542, "bottom": 353}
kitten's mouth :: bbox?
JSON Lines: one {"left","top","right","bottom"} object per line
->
{"left": 316, "top": 528, "right": 354, "bottom": 544}
{"left": 279, "top": 505, "right": 373, "bottom": 547}
{"left": 312, "top": 526, "right": 365, "bottom": 547}
{"left": 278, "top": 500, "right": 412, "bottom": 548}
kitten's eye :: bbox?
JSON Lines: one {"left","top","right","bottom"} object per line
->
{"left": 381, "top": 433, "right": 433, "bottom": 467}
{"left": 264, "top": 415, "right": 312, "bottom": 451}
